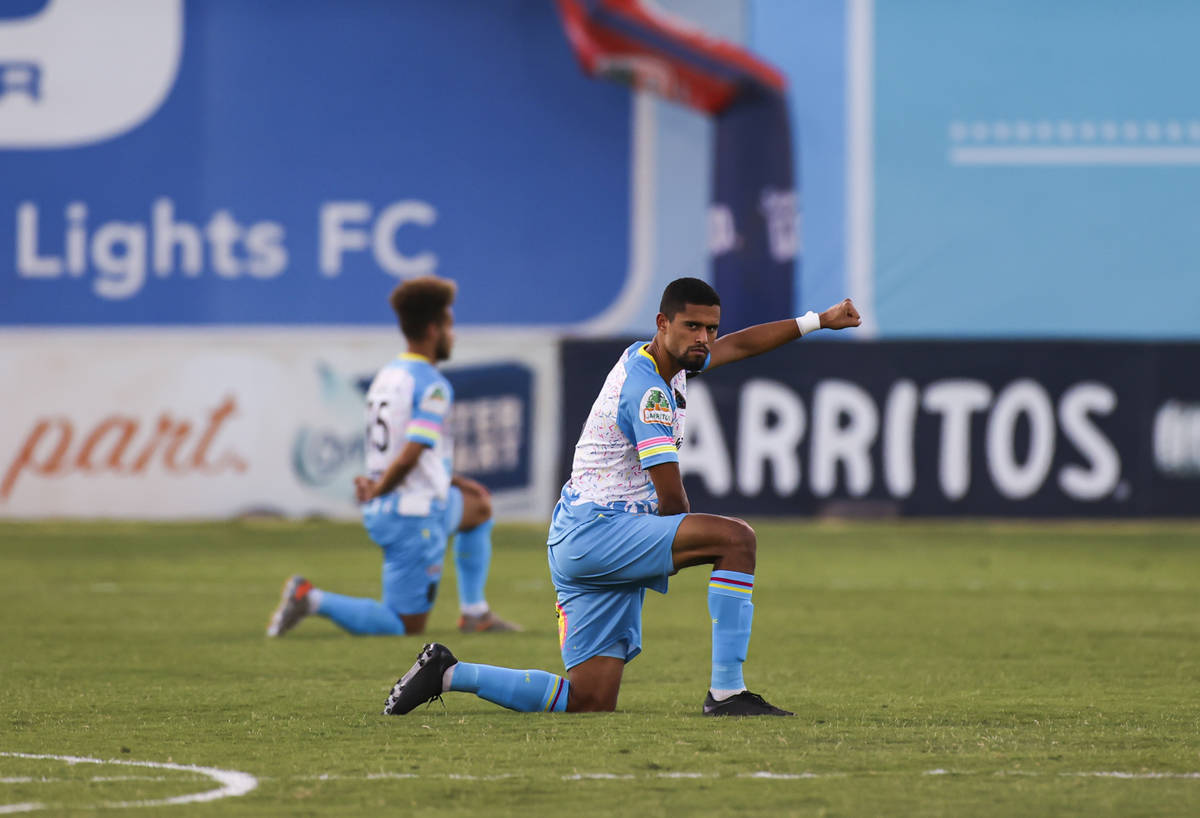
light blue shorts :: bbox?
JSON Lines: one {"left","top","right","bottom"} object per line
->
{"left": 362, "top": 486, "right": 464, "bottom": 615}
{"left": 547, "top": 505, "right": 685, "bottom": 669}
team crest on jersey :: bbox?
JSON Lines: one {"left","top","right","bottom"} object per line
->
{"left": 640, "top": 387, "right": 673, "bottom": 425}
{"left": 419, "top": 383, "right": 449, "bottom": 415}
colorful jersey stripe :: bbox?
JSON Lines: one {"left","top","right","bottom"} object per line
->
{"left": 636, "top": 435, "right": 674, "bottom": 451}
{"left": 636, "top": 435, "right": 676, "bottom": 461}
{"left": 405, "top": 418, "right": 442, "bottom": 444}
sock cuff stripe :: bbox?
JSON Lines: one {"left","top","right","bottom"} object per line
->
{"left": 710, "top": 570, "right": 754, "bottom": 585}
{"left": 544, "top": 677, "right": 566, "bottom": 711}
{"left": 709, "top": 581, "right": 753, "bottom": 595}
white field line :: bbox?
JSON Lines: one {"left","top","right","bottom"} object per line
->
{"left": 1063, "top": 772, "right": 1200, "bottom": 780}
{"left": 0, "top": 776, "right": 203, "bottom": 784}
{"left": 289, "top": 769, "right": 1199, "bottom": 782}
{"left": 293, "top": 772, "right": 515, "bottom": 782}
{"left": 277, "top": 769, "right": 1194, "bottom": 783}
{"left": 6, "top": 755, "right": 1199, "bottom": 813}
{"left": 0, "top": 752, "right": 256, "bottom": 811}
{"left": 924, "top": 769, "right": 1200, "bottom": 780}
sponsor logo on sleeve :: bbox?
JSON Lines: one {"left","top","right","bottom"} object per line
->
{"left": 640, "top": 387, "right": 673, "bottom": 425}
{"left": 419, "top": 383, "right": 450, "bottom": 415}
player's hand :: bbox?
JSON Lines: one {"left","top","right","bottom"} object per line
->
{"left": 354, "top": 475, "right": 376, "bottom": 503}
{"left": 819, "top": 298, "right": 862, "bottom": 330}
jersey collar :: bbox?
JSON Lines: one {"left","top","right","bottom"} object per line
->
{"left": 638, "top": 344, "right": 662, "bottom": 375}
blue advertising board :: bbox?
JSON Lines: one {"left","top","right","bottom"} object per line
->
{"left": 0, "top": 0, "right": 630, "bottom": 326}
{"left": 872, "top": 0, "right": 1200, "bottom": 338}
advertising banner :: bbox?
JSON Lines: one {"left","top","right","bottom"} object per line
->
{"left": 560, "top": 339, "right": 1200, "bottom": 516}
{"left": 0, "top": 0, "right": 629, "bottom": 327}
{"left": 0, "top": 329, "right": 560, "bottom": 520}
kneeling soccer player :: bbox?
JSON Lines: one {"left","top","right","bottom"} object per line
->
{"left": 266, "top": 276, "right": 519, "bottom": 639}
{"left": 382, "top": 278, "right": 860, "bottom": 716}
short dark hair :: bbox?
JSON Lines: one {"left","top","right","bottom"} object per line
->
{"left": 389, "top": 276, "right": 457, "bottom": 340}
{"left": 659, "top": 277, "right": 720, "bottom": 320}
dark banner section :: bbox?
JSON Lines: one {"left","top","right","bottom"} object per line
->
{"left": 711, "top": 90, "right": 798, "bottom": 331}
{"left": 560, "top": 340, "right": 1200, "bottom": 517}
{"left": 446, "top": 363, "right": 533, "bottom": 491}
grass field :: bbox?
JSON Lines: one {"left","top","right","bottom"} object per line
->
{"left": 2, "top": 519, "right": 1199, "bottom": 816}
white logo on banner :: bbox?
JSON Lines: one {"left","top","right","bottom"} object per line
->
{"left": 0, "top": 0, "right": 183, "bottom": 148}
{"left": 759, "top": 188, "right": 799, "bottom": 263}
{"left": 707, "top": 204, "right": 737, "bottom": 257}
{"left": 679, "top": 378, "right": 1124, "bottom": 503}
{"left": 1154, "top": 401, "right": 1200, "bottom": 476}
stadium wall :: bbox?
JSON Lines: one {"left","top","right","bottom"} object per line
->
{"left": 5, "top": 1, "right": 1200, "bottom": 522}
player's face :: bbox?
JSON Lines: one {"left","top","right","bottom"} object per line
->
{"left": 433, "top": 306, "right": 455, "bottom": 362}
{"left": 662, "top": 303, "right": 719, "bottom": 371}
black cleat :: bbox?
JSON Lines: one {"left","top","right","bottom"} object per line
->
{"left": 702, "top": 690, "right": 794, "bottom": 717}
{"left": 382, "top": 643, "right": 458, "bottom": 715}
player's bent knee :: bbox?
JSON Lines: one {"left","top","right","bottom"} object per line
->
{"left": 475, "top": 491, "right": 493, "bottom": 523}
{"left": 720, "top": 518, "right": 757, "bottom": 571}
{"left": 727, "top": 518, "right": 756, "bottom": 553}
{"left": 566, "top": 655, "right": 623, "bottom": 712}
{"left": 460, "top": 486, "right": 493, "bottom": 529}
{"left": 566, "top": 687, "right": 618, "bottom": 713}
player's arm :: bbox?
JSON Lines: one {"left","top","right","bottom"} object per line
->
{"left": 706, "top": 298, "right": 861, "bottom": 371}
{"left": 647, "top": 461, "right": 689, "bottom": 516}
{"left": 357, "top": 441, "right": 427, "bottom": 502}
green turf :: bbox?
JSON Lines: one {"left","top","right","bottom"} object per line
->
{"left": 2, "top": 519, "right": 1198, "bottom": 816}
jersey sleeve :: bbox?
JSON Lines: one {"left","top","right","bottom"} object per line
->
{"left": 406, "top": 377, "right": 451, "bottom": 448}
{"left": 617, "top": 373, "right": 679, "bottom": 469}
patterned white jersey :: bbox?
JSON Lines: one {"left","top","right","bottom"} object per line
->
{"left": 364, "top": 352, "right": 453, "bottom": 516}
{"left": 558, "top": 341, "right": 706, "bottom": 516}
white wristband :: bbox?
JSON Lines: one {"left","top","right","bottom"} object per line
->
{"left": 795, "top": 311, "right": 821, "bottom": 336}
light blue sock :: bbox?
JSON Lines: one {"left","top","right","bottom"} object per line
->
{"left": 708, "top": 570, "right": 755, "bottom": 691}
{"left": 449, "top": 661, "right": 569, "bottom": 712}
{"left": 453, "top": 519, "right": 493, "bottom": 610}
{"left": 315, "top": 591, "right": 406, "bottom": 635}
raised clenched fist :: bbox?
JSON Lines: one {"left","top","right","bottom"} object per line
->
{"left": 820, "top": 298, "right": 862, "bottom": 330}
